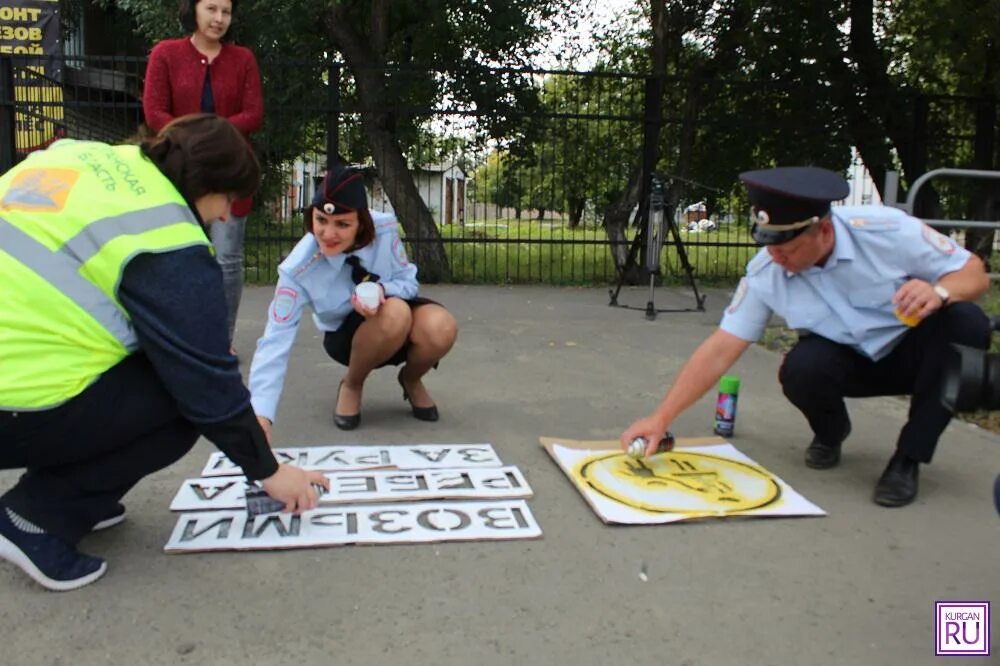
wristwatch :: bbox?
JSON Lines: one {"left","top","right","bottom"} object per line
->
{"left": 933, "top": 284, "right": 951, "bottom": 305}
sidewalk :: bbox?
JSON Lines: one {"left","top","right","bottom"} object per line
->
{"left": 1, "top": 284, "right": 996, "bottom": 665}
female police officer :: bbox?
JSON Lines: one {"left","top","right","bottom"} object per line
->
{"left": 249, "top": 165, "right": 458, "bottom": 438}
{"left": 0, "top": 114, "right": 328, "bottom": 591}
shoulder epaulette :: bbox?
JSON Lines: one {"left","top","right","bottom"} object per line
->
{"left": 746, "top": 249, "right": 773, "bottom": 276}
{"left": 278, "top": 236, "right": 322, "bottom": 277}
{"left": 843, "top": 217, "right": 900, "bottom": 232}
{"left": 290, "top": 252, "right": 323, "bottom": 278}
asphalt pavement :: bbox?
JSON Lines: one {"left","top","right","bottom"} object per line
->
{"left": 1, "top": 284, "right": 996, "bottom": 665}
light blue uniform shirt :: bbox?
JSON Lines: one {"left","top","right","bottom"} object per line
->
{"left": 249, "top": 212, "right": 419, "bottom": 421}
{"left": 720, "top": 205, "right": 971, "bottom": 361}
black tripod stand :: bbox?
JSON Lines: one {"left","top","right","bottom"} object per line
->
{"left": 609, "top": 174, "right": 706, "bottom": 319}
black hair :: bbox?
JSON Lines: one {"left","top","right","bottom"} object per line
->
{"left": 178, "top": 0, "right": 239, "bottom": 40}
{"left": 140, "top": 113, "right": 259, "bottom": 203}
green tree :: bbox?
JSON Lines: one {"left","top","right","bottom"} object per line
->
{"left": 471, "top": 150, "right": 526, "bottom": 219}
{"left": 594, "top": 1, "right": 858, "bottom": 280}
{"left": 320, "top": 1, "right": 580, "bottom": 280}
{"left": 879, "top": 0, "right": 1000, "bottom": 261}
{"left": 536, "top": 72, "right": 645, "bottom": 228}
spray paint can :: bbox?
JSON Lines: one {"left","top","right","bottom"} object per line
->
{"left": 894, "top": 307, "right": 921, "bottom": 327}
{"left": 627, "top": 431, "right": 676, "bottom": 459}
{"left": 713, "top": 374, "right": 740, "bottom": 437}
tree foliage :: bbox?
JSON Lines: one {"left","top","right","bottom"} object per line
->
{"left": 470, "top": 71, "right": 645, "bottom": 225}
{"left": 881, "top": 0, "right": 1000, "bottom": 259}
{"left": 571, "top": 0, "right": 997, "bottom": 277}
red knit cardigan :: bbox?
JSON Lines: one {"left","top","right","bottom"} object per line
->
{"left": 143, "top": 37, "right": 263, "bottom": 217}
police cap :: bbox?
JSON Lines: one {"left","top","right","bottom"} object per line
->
{"left": 312, "top": 164, "right": 368, "bottom": 215}
{"left": 739, "top": 166, "right": 849, "bottom": 245}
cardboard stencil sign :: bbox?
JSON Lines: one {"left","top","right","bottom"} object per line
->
{"left": 201, "top": 444, "right": 503, "bottom": 477}
{"left": 541, "top": 436, "right": 825, "bottom": 524}
{"left": 164, "top": 500, "right": 541, "bottom": 552}
{"left": 170, "top": 466, "right": 534, "bottom": 511}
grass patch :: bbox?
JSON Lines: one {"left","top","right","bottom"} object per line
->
{"left": 243, "top": 214, "right": 758, "bottom": 285}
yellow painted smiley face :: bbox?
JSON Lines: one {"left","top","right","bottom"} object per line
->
{"left": 573, "top": 451, "right": 782, "bottom": 515}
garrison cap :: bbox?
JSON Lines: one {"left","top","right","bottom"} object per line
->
{"left": 312, "top": 164, "right": 368, "bottom": 214}
{"left": 739, "top": 166, "right": 849, "bottom": 245}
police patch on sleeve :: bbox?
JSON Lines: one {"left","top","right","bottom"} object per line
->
{"left": 272, "top": 287, "right": 298, "bottom": 322}
{"left": 921, "top": 223, "right": 956, "bottom": 254}
{"left": 727, "top": 278, "right": 748, "bottom": 314}
{"left": 392, "top": 236, "right": 410, "bottom": 266}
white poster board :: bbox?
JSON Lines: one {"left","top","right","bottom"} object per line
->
{"left": 170, "top": 466, "right": 533, "bottom": 511}
{"left": 201, "top": 444, "right": 503, "bottom": 477}
{"left": 541, "top": 436, "right": 825, "bottom": 524}
{"left": 165, "top": 500, "right": 541, "bottom": 552}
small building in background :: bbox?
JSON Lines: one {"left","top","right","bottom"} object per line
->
{"left": 683, "top": 201, "right": 707, "bottom": 224}
{"left": 278, "top": 158, "right": 467, "bottom": 227}
{"left": 369, "top": 162, "right": 467, "bottom": 225}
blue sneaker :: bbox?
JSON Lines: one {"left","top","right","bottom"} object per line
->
{"left": 0, "top": 505, "right": 106, "bottom": 591}
{"left": 92, "top": 503, "right": 126, "bottom": 532}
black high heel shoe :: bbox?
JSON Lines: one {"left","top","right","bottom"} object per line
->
{"left": 397, "top": 370, "right": 439, "bottom": 422}
{"left": 333, "top": 380, "right": 361, "bottom": 430}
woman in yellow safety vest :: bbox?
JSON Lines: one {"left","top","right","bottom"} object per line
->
{"left": 0, "top": 114, "right": 328, "bottom": 591}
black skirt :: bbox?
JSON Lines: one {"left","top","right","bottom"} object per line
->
{"left": 322, "top": 296, "right": 439, "bottom": 367}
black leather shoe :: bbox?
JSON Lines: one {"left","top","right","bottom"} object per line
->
{"left": 873, "top": 453, "right": 919, "bottom": 507}
{"left": 333, "top": 381, "right": 361, "bottom": 430}
{"left": 398, "top": 370, "right": 439, "bottom": 422}
{"left": 805, "top": 420, "right": 851, "bottom": 469}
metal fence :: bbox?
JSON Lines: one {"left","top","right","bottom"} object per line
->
{"left": 1, "top": 54, "right": 997, "bottom": 285}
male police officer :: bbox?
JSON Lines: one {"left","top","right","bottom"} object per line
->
{"left": 621, "top": 166, "right": 991, "bottom": 507}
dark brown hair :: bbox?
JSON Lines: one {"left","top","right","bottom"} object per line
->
{"left": 304, "top": 206, "right": 376, "bottom": 251}
{"left": 140, "top": 113, "right": 259, "bottom": 203}
{"left": 179, "top": 0, "right": 239, "bottom": 39}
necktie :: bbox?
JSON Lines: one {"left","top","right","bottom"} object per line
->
{"left": 344, "top": 255, "right": 380, "bottom": 285}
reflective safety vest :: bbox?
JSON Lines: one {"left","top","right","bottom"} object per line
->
{"left": 0, "top": 139, "right": 210, "bottom": 410}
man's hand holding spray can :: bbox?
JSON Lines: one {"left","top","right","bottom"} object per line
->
{"left": 625, "top": 375, "right": 740, "bottom": 458}
{"left": 627, "top": 431, "right": 676, "bottom": 459}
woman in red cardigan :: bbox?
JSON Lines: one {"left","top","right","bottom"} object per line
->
{"left": 143, "top": 0, "right": 263, "bottom": 354}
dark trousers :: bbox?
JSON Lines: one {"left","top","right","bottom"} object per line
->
{"left": 0, "top": 354, "right": 199, "bottom": 543}
{"left": 778, "top": 302, "right": 990, "bottom": 463}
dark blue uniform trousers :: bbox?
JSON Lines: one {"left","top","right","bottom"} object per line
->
{"left": 778, "top": 302, "right": 990, "bottom": 463}
{"left": 0, "top": 354, "right": 199, "bottom": 543}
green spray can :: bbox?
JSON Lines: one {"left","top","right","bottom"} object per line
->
{"left": 713, "top": 374, "right": 740, "bottom": 437}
